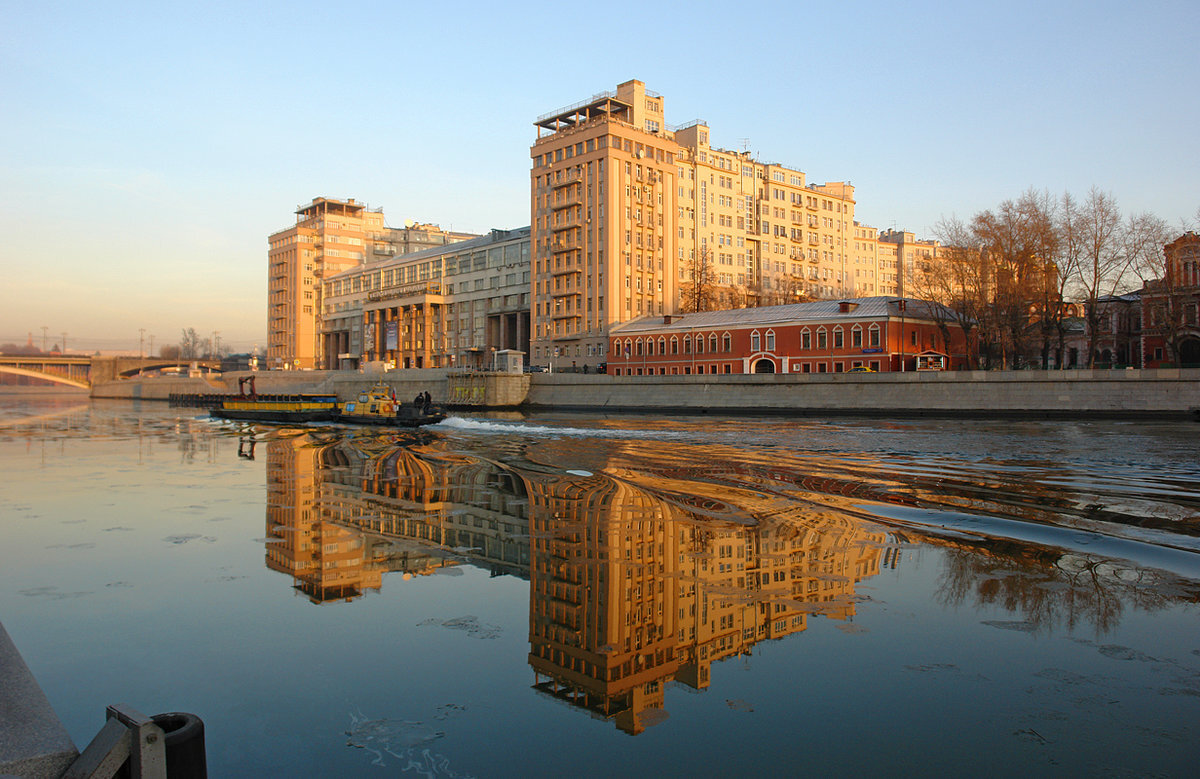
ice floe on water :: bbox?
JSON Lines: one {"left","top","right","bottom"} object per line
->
{"left": 418, "top": 615, "right": 501, "bottom": 640}
{"left": 346, "top": 709, "right": 474, "bottom": 776}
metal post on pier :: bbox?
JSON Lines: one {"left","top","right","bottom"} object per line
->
{"left": 64, "top": 704, "right": 206, "bottom": 779}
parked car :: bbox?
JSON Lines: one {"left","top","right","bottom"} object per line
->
{"left": 847, "top": 366, "right": 876, "bottom": 373}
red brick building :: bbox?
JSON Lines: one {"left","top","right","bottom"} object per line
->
{"left": 607, "top": 297, "right": 969, "bottom": 376}
{"left": 1141, "top": 232, "right": 1200, "bottom": 368}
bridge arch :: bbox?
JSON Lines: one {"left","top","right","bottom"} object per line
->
{"left": 0, "top": 365, "right": 90, "bottom": 389}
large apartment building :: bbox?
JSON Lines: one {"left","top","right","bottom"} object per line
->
{"left": 267, "top": 197, "right": 476, "bottom": 370}
{"left": 530, "top": 79, "right": 868, "bottom": 370}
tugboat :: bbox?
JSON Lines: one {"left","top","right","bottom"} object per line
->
{"left": 334, "top": 383, "right": 446, "bottom": 427}
{"left": 211, "top": 378, "right": 445, "bottom": 427}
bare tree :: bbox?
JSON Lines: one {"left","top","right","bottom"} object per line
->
{"left": 1129, "top": 215, "right": 1185, "bottom": 365}
{"left": 930, "top": 215, "right": 987, "bottom": 369}
{"left": 681, "top": 246, "right": 716, "bottom": 313}
{"left": 1068, "top": 188, "right": 1130, "bottom": 367}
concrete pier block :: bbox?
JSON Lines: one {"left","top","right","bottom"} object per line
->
{"left": 0, "top": 622, "right": 78, "bottom": 778}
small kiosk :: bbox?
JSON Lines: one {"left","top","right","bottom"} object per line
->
{"left": 915, "top": 350, "right": 948, "bottom": 371}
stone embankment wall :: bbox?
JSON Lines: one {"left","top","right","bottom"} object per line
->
{"left": 90, "top": 369, "right": 525, "bottom": 408}
{"left": 92, "top": 368, "right": 1200, "bottom": 417}
{"left": 523, "top": 368, "right": 1200, "bottom": 418}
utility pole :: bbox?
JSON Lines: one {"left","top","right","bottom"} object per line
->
{"left": 61, "top": 331, "right": 67, "bottom": 355}
{"left": 213, "top": 331, "right": 221, "bottom": 360}
{"left": 139, "top": 328, "right": 146, "bottom": 359}
{"left": 149, "top": 334, "right": 155, "bottom": 358}
{"left": 41, "top": 326, "right": 48, "bottom": 353}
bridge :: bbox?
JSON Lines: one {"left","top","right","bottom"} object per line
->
{"left": 0, "top": 356, "right": 222, "bottom": 389}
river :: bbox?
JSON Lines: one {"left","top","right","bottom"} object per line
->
{"left": 2, "top": 394, "right": 1198, "bottom": 776}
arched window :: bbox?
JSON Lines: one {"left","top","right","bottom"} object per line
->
{"left": 684, "top": 336, "right": 692, "bottom": 354}
{"left": 751, "top": 330, "right": 761, "bottom": 352}
{"left": 709, "top": 334, "right": 719, "bottom": 353}
{"left": 635, "top": 339, "right": 643, "bottom": 356}
{"left": 658, "top": 337, "right": 666, "bottom": 356}
{"left": 766, "top": 329, "right": 776, "bottom": 351}
{"left": 816, "top": 327, "right": 828, "bottom": 349}
{"left": 833, "top": 326, "right": 844, "bottom": 349}
{"left": 868, "top": 324, "right": 881, "bottom": 347}
{"left": 851, "top": 324, "right": 863, "bottom": 348}
{"left": 646, "top": 338, "right": 654, "bottom": 356}
{"left": 800, "top": 328, "right": 812, "bottom": 350}
{"left": 722, "top": 332, "right": 732, "bottom": 352}
{"left": 671, "top": 336, "right": 679, "bottom": 355}
{"left": 696, "top": 335, "right": 705, "bottom": 354}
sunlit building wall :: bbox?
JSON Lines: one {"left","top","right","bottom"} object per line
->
{"left": 530, "top": 80, "right": 864, "bottom": 371}
{"left": 322, "top": 228, "right": 531, "bottom": 370}
{"left": 267, "top": 197, "right": 476, "bottom": 370}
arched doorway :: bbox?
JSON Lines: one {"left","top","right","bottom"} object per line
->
{"left": 753, "top": 358, "right": 775, "bottom": 374}
{"left": 1179, "top": 337, "right": 1200, "bottom": 367}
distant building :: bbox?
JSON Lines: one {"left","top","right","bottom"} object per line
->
{"left": 322, "top": 228, "right": 531, "bottom": 370}
{"left": 267, "top": 197, "right": 476, "bottom": 370}
{"left": 607, "top": 296, "right": 969, "bottom": 376}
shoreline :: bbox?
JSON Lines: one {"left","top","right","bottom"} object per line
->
{"left": 82, "top": 367, "right": 1200, "bottom": 420}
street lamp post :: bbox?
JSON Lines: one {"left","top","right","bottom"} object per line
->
{"left": 61, "top": 332, "right": 67, "bottom": 355}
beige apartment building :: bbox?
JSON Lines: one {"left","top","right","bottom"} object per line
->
{"left": 267, "top": 197, "right": 476, "bottom": 370}
{"left": 530, "top": 79, "right": 865, "bottom": 370}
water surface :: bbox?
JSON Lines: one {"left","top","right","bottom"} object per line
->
{"left": 2, "top": 396, "right": 1198, "bottom": 776}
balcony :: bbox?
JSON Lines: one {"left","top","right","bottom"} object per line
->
{"left": 551, "top": 235, "right": 582, "bottom": 253}
{"left": 552, "top": 170, "right": 584, "bottom": 188}
{"left": 551, "top": 188, "right": 582, "bottom": 210}
{"left": 551, "top": 218, "right": 582, "bottom": 235}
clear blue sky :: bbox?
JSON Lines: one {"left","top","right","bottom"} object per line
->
{"left": 2, "top": 0, "right": 1196, "bottom": 353}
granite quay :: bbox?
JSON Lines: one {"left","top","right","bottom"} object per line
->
{"left": 88, "top": 369, "right": 1200, "bottom": 418}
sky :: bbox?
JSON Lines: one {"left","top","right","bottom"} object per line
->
{"left": 2, "top": 0, "right": 1197, "bottom": 354}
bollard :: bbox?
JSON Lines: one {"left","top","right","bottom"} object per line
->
{"left": 151, "top": 712, "right": 207, "bottom": 779}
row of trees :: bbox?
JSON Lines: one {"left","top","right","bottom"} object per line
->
{"left": 918, "top": 189, "right": 1188, "bottom": 369}
{"left": 159, "top": 328, "right": 232, "bottom": 361}
{"left": 677, "top": 190, "right": 1194, "bottom": 369}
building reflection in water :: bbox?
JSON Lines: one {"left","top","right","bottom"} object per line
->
{"left": 260, "top": 432, "right": 897, "bottom": 734}
{"left": 264, "top": 433, "right": 529, "bottom": 603}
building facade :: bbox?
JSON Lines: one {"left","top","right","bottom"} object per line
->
{"left": 530, "top": 80, "right": 867, "bottom": 372}
{"left": 607, "top": 297, "right": 968, "bottom": 376}
{"left": 1142, "top": 231, "right": 1200, "bottom": 367}
{"left": 267, "top": 197, "right": 476, "bottom": 370}
{"left": 322, "top": 228, "right": 531, "bottom": 370}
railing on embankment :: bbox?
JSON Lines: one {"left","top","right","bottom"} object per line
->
{"left": 93, "top": 368, "right": 1200, "bottom": 418}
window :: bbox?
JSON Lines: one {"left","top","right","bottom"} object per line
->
{"left": 833, "top": 327, "right": 844, "bottom": 349}
{"left": 801, "top": 329, "right": 811, "bottom": 350}
{"left": 750, "top": 330, "right": 761, "bottom": 352}
{"left": 766, "top": 330, "right": 775, "bottom": 351}
{"left": 852, "top": 326, "right": 863, "bottom": 347}
{"left": 816, "top": 328, "right": 828, "bottom": 349}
